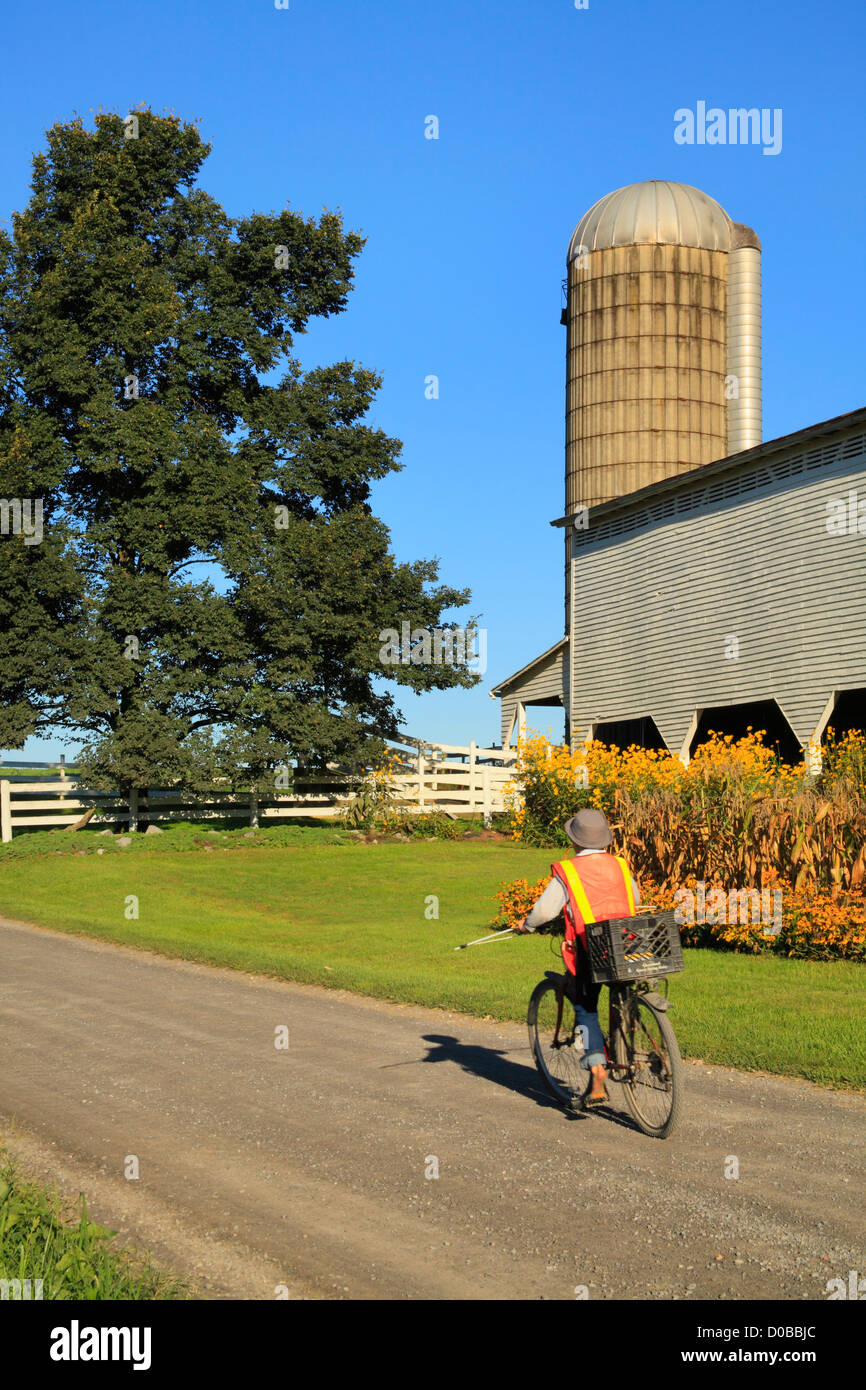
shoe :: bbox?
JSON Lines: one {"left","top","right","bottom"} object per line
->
{"left": 583, "top": 1082, "right": 609, "bottom": 1109}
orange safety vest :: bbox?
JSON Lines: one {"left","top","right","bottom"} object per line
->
{"left": 551, "top": 853, "right": 636, "bottom": 975}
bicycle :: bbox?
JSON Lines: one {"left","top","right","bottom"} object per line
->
{"left": 526, "top": 910, "right": 684, "bottom": 1139}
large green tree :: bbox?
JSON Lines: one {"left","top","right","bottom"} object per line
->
{"left": 0, "top": 109, "right": 475, "bottom": 792}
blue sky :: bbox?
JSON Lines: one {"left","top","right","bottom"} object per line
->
{"left": 2, "top": 0, "right": 863, "bottom": 762}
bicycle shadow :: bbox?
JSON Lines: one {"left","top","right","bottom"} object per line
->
{"left": 415, "top": 1032, "right": 573, "bottom": 1116}
{"left": 385, "top": 1033, "right": 646, "bottom": 1134}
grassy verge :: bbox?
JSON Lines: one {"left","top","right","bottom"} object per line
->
{"left": 0, "top": 1152, "right": 186, "bottom": 1300}
{"left": 0, "top": 818, "right": 357, "bottom": 855}
{"left": 0, "top": 829, "right": 863, "bottom": 1089}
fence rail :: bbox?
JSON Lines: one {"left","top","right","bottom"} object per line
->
{"left": 0, "top": 740, "right": 517, "bottom": 842}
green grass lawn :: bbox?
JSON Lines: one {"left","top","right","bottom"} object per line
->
{"left": 0, "top": 827, "right": 864, "bottom": 1089}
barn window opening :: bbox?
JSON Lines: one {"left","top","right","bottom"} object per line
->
{"left": 689, "top": 699, "right": 801, "bottom": 764}
{"left": 825, "top": 689, "right": 866, "bottom": 741}
{"left": 592, "top": 715, "right": 666, "bottom": 751}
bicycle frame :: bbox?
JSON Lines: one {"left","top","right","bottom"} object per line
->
{"left": 551, "top": 975, "right": 568, "bottom": 1047}
{"left": 548, "top": 974, "right": 667, "bottom": 1080}
{"left": 609, "top": 985, "right": 671, "bottom": 1077}
{"left": 529, "top": 964, "right": 682, "bottom": 1138}
{"left": 606, "top": 987, "right": 631, "bottom": 1079}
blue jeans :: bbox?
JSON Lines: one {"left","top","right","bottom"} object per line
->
{"left": 574, "top": 1001, "right": 606, "bottom": 1069}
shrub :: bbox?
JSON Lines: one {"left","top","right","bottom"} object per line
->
{"left": 492, "top": 875, "right": 553, "bottom": 927}
{"left": 384, "top": 809, "right": 475, "bottom": 840}
{"left": 340, "top": 752, "right": 404, "bottom": 830}
{"left": 508, "top": 729, "right": 866, "bottom": 897}
{"left": 492, "top": 869, "right": 866, "bottom": 962}
{"left": 821, "top": 729, "right": 866, "bottom": 797}
{"left": 500, "top": 728, "right": 866, "bottom": 962}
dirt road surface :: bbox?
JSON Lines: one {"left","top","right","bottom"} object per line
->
{"left": 1, "top": 915, "right": 862, "bottom": 1300}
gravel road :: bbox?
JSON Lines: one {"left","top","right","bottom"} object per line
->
{"left": 1, "top": 915, "right": 862, "bottom": 1300}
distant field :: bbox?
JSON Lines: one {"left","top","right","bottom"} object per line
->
{"left": 0, "top": 767, "right": 80, "bottom": 778}
{"left": 0, "top": 828, "right": 863, "bottom": 1089}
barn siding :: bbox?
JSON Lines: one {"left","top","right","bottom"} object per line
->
{"left": 497, "top": 645, "right": 567, "bottom": 745}
{"left": 568, "top": 427, "right": 866, "bottom": 754}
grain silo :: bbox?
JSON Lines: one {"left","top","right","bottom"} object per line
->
{"left": 564, "top": 179, "right": 761, "bottom": 515}
{"left": 493, "top": 182, "right": 866, "bottom": 767}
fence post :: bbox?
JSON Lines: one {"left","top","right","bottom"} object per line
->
{"left": 128, "top": 788, "right": 138, "bottom": 833}
{"left": 417, "top": 748, "right": 426, "bottom": 810}
{"left": 468, "top": 740, "right": 477, "bottom": 811}
{"left": 250, "top": 794, "right": 259, "bottom": 829}
{"left": 482, "top": 765, "right": 492, "bottom": 828}
{"left": 1, "top": 780, "right": 11, "bottom": 844}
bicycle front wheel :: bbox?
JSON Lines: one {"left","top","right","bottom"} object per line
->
{"left": 612, "top": 990, "right": 683, "bottom": 1139}
{"left": 527, "top": 978, "right": 586, "bottom": 1107}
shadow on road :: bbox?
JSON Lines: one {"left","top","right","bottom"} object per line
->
{"left": 380, "top": 1033, "right": 645, "bottom": 1134}
{"left": 416, "top": 1032, "right": 581, "bottom": 1118}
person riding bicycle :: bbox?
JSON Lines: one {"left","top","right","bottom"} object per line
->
{"left": 513, "top": 808, "right": 640, "bottom": 1107}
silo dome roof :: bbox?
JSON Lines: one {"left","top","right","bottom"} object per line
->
{"left": 569, "top": 180, "right": 733, "bottom": 259}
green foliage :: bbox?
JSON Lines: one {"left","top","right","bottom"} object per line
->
{"left": 0, "top": 820, "right": 353, "bottom": 858}
{"left": 518, "top": 764, "right": 592, "bottom": 848}
{"left": 413, "top": 810, "right": 475, "bottom": 839}
{"left": 0, "top": 1156, "right": 185, "bottom": 1299}
{"left": 0, "top": 108, "right": 475, "bottom": 790}
{"left": 340, "top": 768, "right": 396, "bottom": 829}
{"left": 384, "top": 809, "right": 477, "bottom": 839}
{"left": 820, "top": 730, "right": 866, "bottom": 797}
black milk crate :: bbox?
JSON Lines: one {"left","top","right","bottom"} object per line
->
{"left": 585, "top": 910, "right": 683, "bottom": 984}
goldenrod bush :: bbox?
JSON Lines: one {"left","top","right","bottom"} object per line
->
{"left": 500, "top": 729, "right": 866, "bottom": 961}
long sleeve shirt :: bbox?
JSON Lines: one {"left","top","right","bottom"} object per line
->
{"left": 523, "top": 848, "right": 641, "bottom": 931}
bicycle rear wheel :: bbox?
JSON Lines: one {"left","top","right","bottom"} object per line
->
{"left": 527, "top": 978, "right": 586, "bottom": 1107}
{"left": 612, "top": 989, "right": 683, "bottom": 1139}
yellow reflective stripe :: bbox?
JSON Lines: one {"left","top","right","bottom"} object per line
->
{"left": 614, "top": 856, "right": 636, "bottom": 915}
{"left": 557, "top": 859, "right": 596, "bottom": 925}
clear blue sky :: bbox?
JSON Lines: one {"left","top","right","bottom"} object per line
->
{"left": 2, "top": 0, "right": 863, "bottom": 762}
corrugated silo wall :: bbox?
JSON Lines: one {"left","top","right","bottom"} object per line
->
{"left": 566, "top": 244, "right": 729, "bottom": 514}
{"left": 566, "top": 426, "right": 866, "bottom": 757}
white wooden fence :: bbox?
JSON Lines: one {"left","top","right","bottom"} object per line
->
{"left": 0, "top": 740, "right": 518, "bottom": 842}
